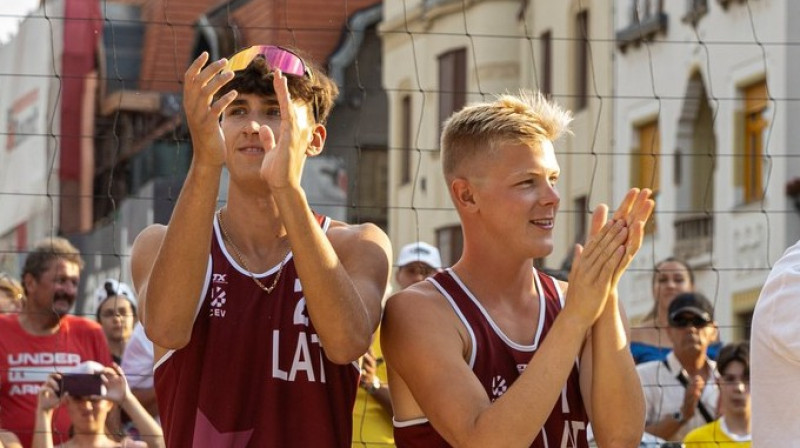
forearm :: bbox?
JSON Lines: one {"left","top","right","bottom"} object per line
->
{"left": 130, "top": 387, "right": 159, "bottom": 417}
{"left": 369, "top": 385, "right": 394, "bottom": 416}
{"left": 590, "top": 295, "right": 645, "bottom": 446}
{"left": 31, "top": 409, "right": 54, "bottom": 448}
{"left": 273, "top": 186, "right": 381, "bottom": 363}
{"left": 121, "top": 394, "right": 165, "bottom": 448}
{"left": 144, "top": 163, "right": 221, "bottom": 347}
{"left": 645, "top": 416, "right": 684, "bottom": 441}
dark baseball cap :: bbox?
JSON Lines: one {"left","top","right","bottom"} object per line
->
{"left": 668, "top": 292, "right": 714, "bottom": 326}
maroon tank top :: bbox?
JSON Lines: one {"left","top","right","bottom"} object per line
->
{"left": 393, "top": 268, "right": 589, "bottom": 448}
{"left": 154, "top": 213, "right": 359, "bottom": 447}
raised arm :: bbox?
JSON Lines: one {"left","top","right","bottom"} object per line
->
{"left": 31, "top": 374, "right": 61, "bottom": 448}
{"left": 257, "top": 70, "right": 392, "bottom": 364}
{"left": 103, "top": 366, "right": 164, "bottom": 448}
{"left": 382, "top": 214, "right": 627, "bottom": 447}
{"left": 131, "top": 53, "right": 236, "bottom": 349}
{"left": 580, "top": 188, "right": 653, "bottom": 447}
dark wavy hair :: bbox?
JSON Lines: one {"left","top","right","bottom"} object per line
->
{"left": 216, "top": 48, "right": 339, "bottom": 124}
{"left": 717, "top": 341, "right": 750, "bottom": 377}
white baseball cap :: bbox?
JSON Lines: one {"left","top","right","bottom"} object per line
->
{"left": 396, "top": 242, "right": 442, "bottom": 269}
{"left": 94, "top": 278, "right": 137, "bottom": 313}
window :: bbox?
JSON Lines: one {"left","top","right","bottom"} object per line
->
{"left": 574, "top": 195, "right": 588, "bottom": 244}
{"left": 575, "top": 10, "right": 589, "bottom": 111}
{"left": 438, "top": 48, "right": 467, "bottom": 141}
{"left": 436, "top": 225, "right": 463, "bottom": 268}
{"left": 401, "top": 95, "right": 412, "bottom": 185}
{"left": 540, "top": 30, "right": 552, "bottom": 97}
{"left": 738, "top": 81, "right": 768, "bottom": 204}
{"left": 631, "top": 119, "right": 660, "bottom": 233}
{"left": 355, "top": 147, "right": 388, "bottom": 230}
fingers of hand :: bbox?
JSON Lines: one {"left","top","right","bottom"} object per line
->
{"left": 184, "top": 52, "right": 210, "bottom": 84}
{"left": 583, "top": 219, "right": 626, "bottom": 263}
{"left": 567, "top": 244, "right": 585, "bottom": 282}
{"left": 258, "top": 125, "right": 277, "bottom": 150}
{"left": 630, "top": 189, "right": 655, "bottom": 224}
{"left": 582, "top": 220, "right": 627, "bottom": 282}
{"left": 210, "top": 90, "right": 237, "bottom": 117}
{"left": 272, "top": 70, "right": 297, "bottom": 124}
{"left": 612, "top": 188, "right": 639, "bottom": 222}
{"left": 200, "top": 69, "right": 234, "bottom": 101}
{"left": 589, "top": 204, "right": 608, "bottom": 237}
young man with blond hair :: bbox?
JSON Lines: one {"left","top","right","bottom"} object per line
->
{"left": 382, "top": 92, "right": 653, "bottom": 447}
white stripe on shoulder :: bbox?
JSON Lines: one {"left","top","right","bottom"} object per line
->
{"left": 448, "top": 269, "right": 538, "bottom": 351}
{"left": 320, "top": 215, "right": 331, "bottom": 232}
{"left": 153, "top": 348, "right": 175, "bottom": 371}
{"left": 155, "top": 254, "right": 212, "bottom": 372}
{"left": 531, "top": 269, "right": 547, "bottom": 350}
{"left": 428, "top": 273, "right": 478, "bottom": 369}
{"left": 214, "top": 212, "right": 291, "bottom": 277}
{"left": 393, "top": 417, "right": 430, "bottom": 428}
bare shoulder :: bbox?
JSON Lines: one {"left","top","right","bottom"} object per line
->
{"left": 382, "top": 281, "right": 466, "bottom": 358}
{"left": 130, "top": 225, "right": 168, "bottom": 274}
{"left": 327, "top": 220, "right": 392, "bottom": 261}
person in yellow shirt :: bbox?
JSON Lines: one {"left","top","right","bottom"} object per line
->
{"left": 684, "top": 342, "right": 751, "bottom": 447}
{"left": 352, "top": 242, "right": 442, "bottom": 447}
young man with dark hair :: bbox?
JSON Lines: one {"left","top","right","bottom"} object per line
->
{"left": 0, "top": 237, "right": 112, "bottom": 447}
{"left": 382, "top": 92, "right": 653, "bottom": 447}
{"left": 684, "top": 341, "right": 751, "bottom": 447}
{"left": 130, "top": 46, "right": 391, "bottom": 447}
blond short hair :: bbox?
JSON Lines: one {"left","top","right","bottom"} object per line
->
{"left": 441, "top": 90, "right": 572, "bottom": 179}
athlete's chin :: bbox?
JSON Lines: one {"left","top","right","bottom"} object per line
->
{"left": 528, "top": 240, "right": 554, "bottom": 259}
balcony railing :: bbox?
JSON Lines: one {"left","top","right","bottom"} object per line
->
{"left": 674, "top": 214, "right": 713, "bottom": 261}
{"left": 616, "top": 0, "right": 668, "bottom": 51}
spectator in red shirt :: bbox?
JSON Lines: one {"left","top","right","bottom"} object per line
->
{"left": 0, "top": 237, "right": 112, "bottom": 448}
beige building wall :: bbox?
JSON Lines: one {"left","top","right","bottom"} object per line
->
{"left": 520, "top": 0, "right": 616, "bottom": 274}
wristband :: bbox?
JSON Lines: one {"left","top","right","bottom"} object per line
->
{"left": 365, "top": 376, "right": 381, "bottom": 394}
{"left": 672, "top": 411, "right": 687, "bottom": 424}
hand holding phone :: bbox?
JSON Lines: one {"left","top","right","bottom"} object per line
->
{"left": 59, "top": 373, "right": 105, "bottom": 398}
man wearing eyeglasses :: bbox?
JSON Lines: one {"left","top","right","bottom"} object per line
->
{"left": 130, "top": 46, "right": 392, "bottom": 447}
{"left": 637, "top": 292, "right": 720, "bottom": 442}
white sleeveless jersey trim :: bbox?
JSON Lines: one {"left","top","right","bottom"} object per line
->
{"left": 446, "top": 267, "right": 544, "bottom": 352}
{"left": 212, "top": 212, "right": 294, "bottom": 278}
{"left": 428, "top": 276, "right": 478, "bottom": 369}
{"left": 153, "top": 254, "right": 212, "bottom": 372}
{"left": 392, "top": 417, "right": 430, "bottom": 428}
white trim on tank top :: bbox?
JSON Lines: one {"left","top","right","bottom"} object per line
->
{"left": 445, "top": 267, "right": 546, "bottom": 352}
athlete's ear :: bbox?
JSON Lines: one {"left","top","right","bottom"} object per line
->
{"left": 306, "top": 123, "right": 326, "bottom": 156}
{"left": 451, "top": 178, "right": 478, "bottom": 213}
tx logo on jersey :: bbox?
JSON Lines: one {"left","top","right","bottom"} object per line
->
{"left": 212, "top": 273, "right": 228, "bottom": 284}
{"left": 209, "top": 286, "right": 227, "bottom": 318}
{"left": 491, "top": 375, "right": 508, "bottom": 400}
